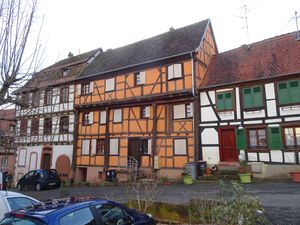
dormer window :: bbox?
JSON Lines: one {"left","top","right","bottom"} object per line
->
{"left": 62, "top": 68, "right": 69, "bottom": 76}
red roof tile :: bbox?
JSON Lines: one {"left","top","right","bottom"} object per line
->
{"left": 202, "top": 32, "right": 300, "bottom": 88}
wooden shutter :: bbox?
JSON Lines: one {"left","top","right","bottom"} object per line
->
{"left": 113, "top": 109, "right": 122, "bottom": 122}
{"left": 252, "top": 86, "right": 263, "bottom": 107}
{"left": 100, "top": 111, "right": 106, "bottom": 124}
{"left": 268, "top": 127, "right": 282, "bottom": 150}
{"left": 140, "top": 71, "right": 146, "bottom": 84}
{"left": 278, "top": 82, "right": 289, "bottom": 105}
{"left": 225, "top": 92, "right": 233, "bottom": 109}
{"left": 174, "top": 139, "right": 187, "bottom": 155}
{"left": 243, "top": 88, "right": 252, "bottom": 109}
{"left": 174, "top": 64, "right": 182, "bottom": 78}
{"left": 236, "top": 128, "right": 246, "bottom": 150}
{"left": 148, "top": 139, "right": 152, "bottom": 155}
{"left": 90, "top": 82, "right": 94, "bottom": 93}
{"left": 216, "top": 93, "right": 225, "bottom": 110}
{"left": 145, "top": 106, "right": 150, "bottom": 118}
{"left": 290, "top": 80, "right": 300, "bottom": 104}
{"left": 167, "top": 65, "right": 174, "bottom": 80}
{"left": 173, "top": 104, "right": 186, "bottom": 119}
{"left": 91, "top": 139, "right": 96, "bottom": 155}
{"left": 82, "top": 140, "right": 90, "bottom": 155}
{"left": 89, "top": 112, "right": 94, "bottom": 124}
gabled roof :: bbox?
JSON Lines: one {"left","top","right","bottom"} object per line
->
{"left": 15, "top": 49, "right": 100, "bottom": 93}
{"left": 78, "top": 19, "right": 210, "bottom": 79}
{"left": 202, "top": 32, "right": 300, "bottom": 88}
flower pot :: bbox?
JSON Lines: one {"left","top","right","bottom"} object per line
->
{"left": 238, "top": 173, "right": 252, "bottom": 183}
{"left": 182, "top": 175, "right": 193, "bottom": 185}
{"left": 289, "top": 171, "right": 300, "bottom": 183}
{"left": 206, "top": 168, "right": 212, "bottom": 176}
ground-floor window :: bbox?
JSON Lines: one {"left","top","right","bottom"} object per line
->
{"left": 247, "top": 128, "right": 267, "bottom": 148}
{"left": 283, "top": 126, "right": 300, "bottom": 148}
{"left": 174, "top": 138, "right": 187, "bottom": 155}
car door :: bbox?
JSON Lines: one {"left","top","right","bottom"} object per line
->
{"left": 22, "top": 171, "right": 35, "bottom": 189}
{"left": 57, "top": 206, "right": 98, "bottom": 225}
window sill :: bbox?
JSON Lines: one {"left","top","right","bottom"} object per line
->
{"left": 243, "top": 107, "right": 264, "bottom": 112}
{"left": 167, "top": 77, "right": 183, "bottom": 81}
{"left": 246, "top": 148, "right": 269, "bottom": 152}
{"left": 105, "top": 90, "right": 115, "bottom": 93}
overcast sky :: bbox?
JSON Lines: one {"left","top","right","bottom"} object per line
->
{"left": 37, "top": 0, "right": 299, "bottom": 68}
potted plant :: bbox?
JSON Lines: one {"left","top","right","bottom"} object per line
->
{"left": 238, "top": 160, "right": 252, "bottom": 183}
{"left": 161, "top": 176, "right": 172, "bottom": 185}
{"left": 182, "top": 168, "right": 193, "bottom": 185}
{"left": 289, "top": 161, "right": 300, "bottom": 182}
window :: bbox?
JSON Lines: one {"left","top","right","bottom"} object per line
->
{"left": 18, "top": 148, "right": 26, "bottom": 167}
{"left": 59, "top": 207, "right": 96, "bottom": 225}
{"left": 99, "top": 111, "right": 107, "bottom": 124}
{"left": 278, "top": 80, "right": 300, "bottom": 105}
{"left": 20, "top": 94, "right": 29, "bottom": 108}
{"left": 174, "top": 139, "right": 187, "bottom": 155}
{"left": 135, "top": 71, "right": 146, "bottom": 86}
{"left": 109, "top": 139, "right": 119, "bottom": 155}
{"left": 105, "top": 78, "right": 115, "bottom": 92}
{"left": 44, "top": 118, "right": 52, "bottom": 135}
{"left": 216, "top": 91, "right": 234, "bottom": 111}
{"left": 44, "top": 89, "right": 52, "bottom": 105}
{"left": 242, "top": 86, "right": 263, "bottom": 109}
{"left": 96, "top": 139, "right": 105, "bottom": 155}
{"left": 167, "top": 63, "right": 182, "bottom": 80}
{"left": 82, "top": 112, "right": 93, "bottom": 125}
{"left": 173, "top": 103, "right": 193, "bottom": 119}
{"left": 60, "top": 87, "right": 69, "bottom": 103}
{"left": 248, "top": 128, "right": 267, "bottom": 148}
{"left": 141, "top": 139, "right": 152, "bottom": 155}
{"left": 59, "top": 116, "right": 69, "bottom": 133}
{"left": 81, "top": 83, "right": 90, "bottom": 95}
{"left": 7, "top": 197, "right": 36, "bottom": 211}
{"left": 20, "top": 119, "right": 28, "bottom": 136}
{"left": 81, "top": 139, "right": 90, "bottom": 155}
{"left": 113, "top": 109, "right": 122, "bottom": 123}
{"left": 31, "top": 117, "right": 39, "bottom": 136}
{"left": 283, "top": 126, "right": 300, "bottom": 148}
{"left": 95, "top": 204, "right": 129, "bottom": 225}
{"left": 141, "top": 106, "right": 150, "bottom": 119}
{"left": 1, "top": 157, "right": 8, "bottom": 166}
{"left": 31, "top": 91, "right": 39, "bottom": 107}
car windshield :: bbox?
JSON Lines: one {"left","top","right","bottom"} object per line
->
{"left": 0, "top": 215, "right": 46, "bottom": 225}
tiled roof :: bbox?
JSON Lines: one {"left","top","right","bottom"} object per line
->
{"left": 202, "top": 32, "right": 300, "bottom": 88}
{"left": 15, "top": 49, "right": 100, "bottom": 93}
{"left": 78, "top": 19, "right": 210, "bottom": 79}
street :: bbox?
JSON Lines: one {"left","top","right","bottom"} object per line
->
{"left": 16, "top": 179, "right": 300, "bottom": 225}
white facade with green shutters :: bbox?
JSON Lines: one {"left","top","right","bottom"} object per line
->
{"left": 199, "top": 77, "right": 300, "bottom": 166}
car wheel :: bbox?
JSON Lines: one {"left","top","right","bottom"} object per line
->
{"left": 17, "top": 183, "right": 23, "bottom": 191}
{"left": 35, "top": 183, "right": 42, "bottom": 191}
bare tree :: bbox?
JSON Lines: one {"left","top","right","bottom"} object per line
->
{"left": 0, "top": 0, "right": 42, "bottom": 109}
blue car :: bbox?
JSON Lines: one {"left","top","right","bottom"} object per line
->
{"left": 0, "top": 198, "right": 156, "bottom": 225}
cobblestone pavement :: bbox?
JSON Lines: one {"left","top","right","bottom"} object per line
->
{"left": 16, "top": 180, "right": 300, "bottom": 225}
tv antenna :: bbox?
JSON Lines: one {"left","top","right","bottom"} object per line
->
{"left": 295, "top": 11, "right": 300, "bottom": 40}
{"left": 236, "top": 5, "right": 250, "bottom": 46}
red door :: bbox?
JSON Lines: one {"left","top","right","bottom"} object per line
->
{"left": 219, "top": 128, "right": 238, "bottom": 162}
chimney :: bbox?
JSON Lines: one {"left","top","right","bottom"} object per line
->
{"left": 169, "top": 27, "right": 174, "bottom": 31}
{"left": 68, "top": 52, "right": 74, "bottom": 58}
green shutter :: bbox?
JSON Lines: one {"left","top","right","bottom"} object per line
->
{"left": 217, "top": 93, "right": 225, "bottom": 110}
{"left": 268, "top": 127, "right": 282, "bottom": 150}
{"left": 278, "top": 82, "right": 289, "bottom": 105}
{"left": 243, "top": 88, "right": 252, "bottom": 109}
{"left": 225, "top": 92, "right": 233, "bottom": 110}
{"left": 252, "top": 86, "right": 263, "bottom": 107}
{"left": 290, "top": 80, "right": 300, "bottom": 104}
{"left": 236, "top": 128, "right": 246, "bottom": 150}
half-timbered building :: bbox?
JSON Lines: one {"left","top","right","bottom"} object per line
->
{"left": 199, "top": 32, "right": 300, "bottom": 178}
{"left": 0, "top": 109, "right": 16, "bottom": 176}
{"left": 74, "top": 19, "right": 217, "bottom": 183}
{"left": 14, "top": 49, "right": 101, "bottom": 184}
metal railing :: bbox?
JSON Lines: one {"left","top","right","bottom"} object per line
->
{"left": 127, "top": 156, "right": 138, "bottom": 179}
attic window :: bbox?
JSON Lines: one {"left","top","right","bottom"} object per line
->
{"left": 62, "top": 69, "right": 69, "bottom": 76}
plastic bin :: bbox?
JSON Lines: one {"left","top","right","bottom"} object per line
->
{"left": 106, "top": 170, "right": 116, "bottom": 182}
{"left": 185, "top": 162, "right": 197, "bottom": 180}
{"left": 198, "top": 161, "right": 207, "bottom": 177}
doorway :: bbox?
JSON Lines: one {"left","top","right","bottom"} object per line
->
{"left": 41, "top": 147, "right": 52, "bottom": 170}
{"left": 219, "top": 127, "right": 238, "bottom": 162}
{"left": 128, "top": 138, "right": 141, "bottom": 167}
{"left": 56, "top": 155, "right": 70, "bottom": 182}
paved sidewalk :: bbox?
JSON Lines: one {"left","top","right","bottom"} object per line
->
{"left": 17, "top": 180, "right": 300, "bottom": 225}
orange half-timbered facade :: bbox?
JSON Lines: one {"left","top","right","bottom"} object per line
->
{"left": 74, "top": 19, "right": 217, "bottom": 183}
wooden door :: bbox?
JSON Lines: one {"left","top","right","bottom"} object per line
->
{"left": 219, "top": 128, "right": 238, "bottom": 162}
{"left": 41, "top": 147, "right": 52, "bottom": 170}
{"left": 56, "top": 155, "right": 70, "bottom": 182}
{"left": 128, "top": 138, "right": 141, "bottom": 167}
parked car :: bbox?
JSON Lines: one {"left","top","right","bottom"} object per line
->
{"left": 0, "top": 198, "right": 156, "bottom": 225}
{"left": 0, "top": 191, "right": 39, "bottom": 220}
{"left": 17, "top": 169, "right": 61, "bottom": 191}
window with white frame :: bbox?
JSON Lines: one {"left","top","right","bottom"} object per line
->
{"left": 173, "top": 103, "right": 193, "bottom": 119}
{"left": 105, "top": 78, "right": 115, "bottom": 92}
{"left": 99, "top": 111, "right": 107, "bottom": 124}
{"left": 174, "top": 139, "right": 187, "bottom": 155}
{"left": 135, "top": 71, "right": 146, "bottom": 86}
{"left": 81, "top": 83, "right": 90, "bottom": 95}
{"left": 113, "top": 109, "right": 122, "bottom": 123}
{"left": 167, "top": 63, "right": 182, "bottom": 80}
{"left": 81, "top": 139, "right": 90, "bottom": 155}
{"left": 141, "top": 106, "right": 150, "bottom": 119}
{"left": 82, "top": 112, "right": 93, "bottom": 125}
{"left": 109, "top": 138, "right": 119, "bottom": 155}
